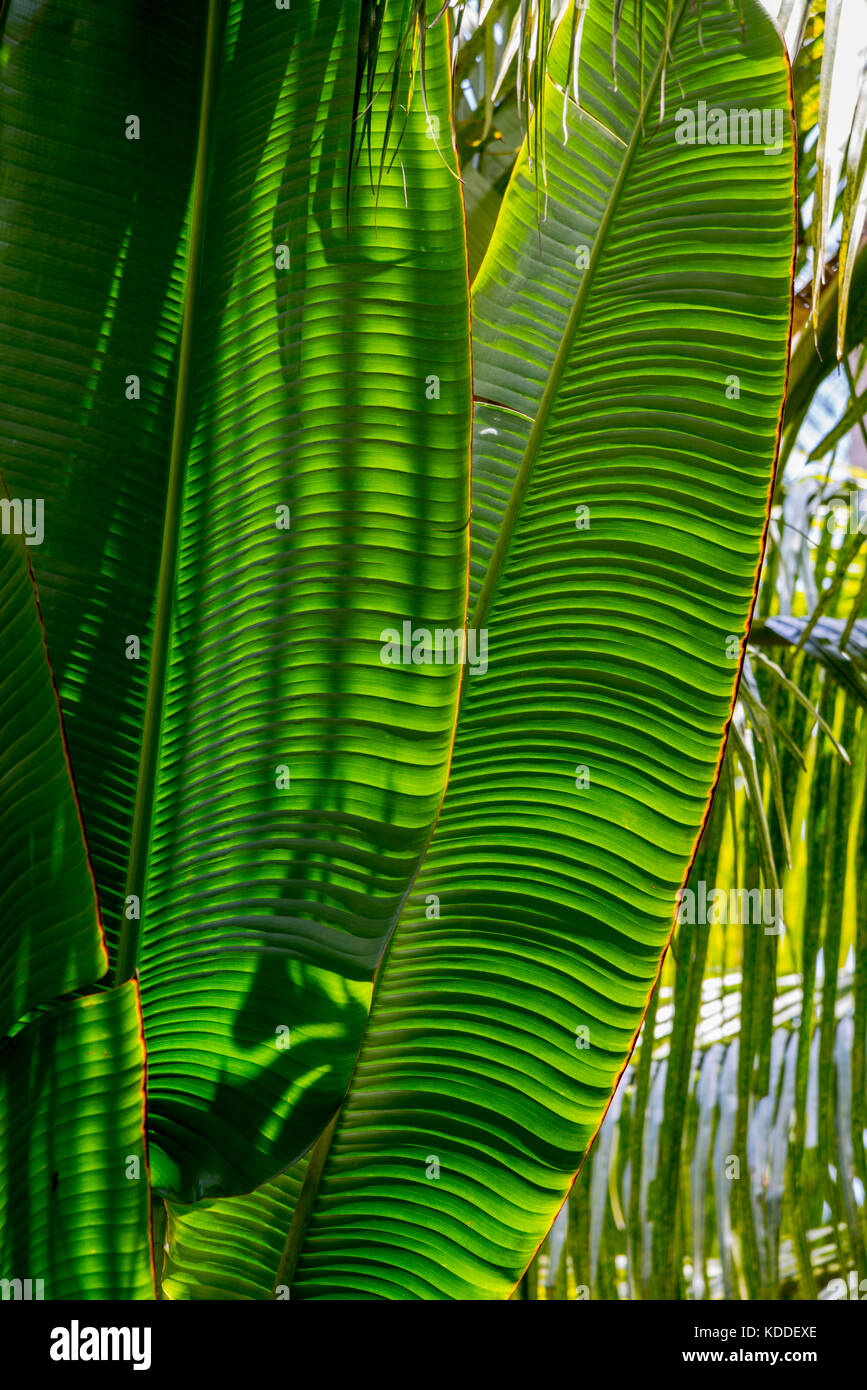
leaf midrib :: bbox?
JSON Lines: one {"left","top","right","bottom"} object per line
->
{"left": 114, "top": 0, "right": 223, "bottom": 985}
{"left": 469, "top": 0, "right": 690, "bottom": 635}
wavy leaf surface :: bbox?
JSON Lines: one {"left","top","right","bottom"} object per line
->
{"left": 0, "top": 0, "right": 472, "bottom": 1202}
{"left": 137, "top": 0, "right": 471, "bottom": 1201}
{"left": 281, "top": 0, "right": 796, "bottom": 1299}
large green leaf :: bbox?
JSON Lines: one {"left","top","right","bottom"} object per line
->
{"left": 275, "top": 0, "right": 796, "bottom": 1299}
{"left": 0, "top": 0, "right": 472, "bottom": 1201}
{"left": 0, "top": 981, "right": 153, "bottom": 1299}
{"left": 138, "top": 0, "right": 470, "bottom": 1201}
{"left": 0, "top": 524, "right": 105, "bottom": 1037}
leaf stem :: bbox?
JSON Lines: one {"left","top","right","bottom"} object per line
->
{"left": 270, "top": 1113, "right": 340, "bottom": 1298}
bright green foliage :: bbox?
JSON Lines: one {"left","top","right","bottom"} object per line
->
{"left": 0, "top": 0, "right": 802, "bottom": 1302}
{"left": 281, "top": 0, "right": 794, "bottom": 1301}
{"left": 161, "top": 0, "right": 797, "bottom": 1300}
{"left": 0, "top": 0, "right": 472, "bottom": 1204}
{"left": 138, "top": 0, "right": 471, "bottom": 1201}
{"left": 163, "top": 1167, "right": 304, "bottom": 1300}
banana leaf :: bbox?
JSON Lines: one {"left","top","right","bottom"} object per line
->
{"left": 163, "top": 0, "right": 797, "bottom": 1299}
{"left": 0, "top": 0, "right": 472, "bottom": 1201}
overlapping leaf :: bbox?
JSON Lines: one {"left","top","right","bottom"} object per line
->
{"left": 134, "top": 0, "right": 471, "bottom": 1200}
{"left": 0, "top": 525, "right": 105, "bottom": 1036}
{"left": 276, "top": 0, "right": 796, "bottom": 1299}
{"left": 0, "top": 0, "right": 472, "bottom": 1203}
{"left": 0, "top": 982, "right": 153, "bottom": 1299}
{"left": 163, "top": 1167, "right": 304, "bottom": 1300}
{"left": 751, "top": 615, "right": 867, "bottom": 707}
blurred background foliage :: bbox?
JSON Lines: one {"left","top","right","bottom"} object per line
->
{"left": 453, "top": 0, "right": 867, "bottom": 1299}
